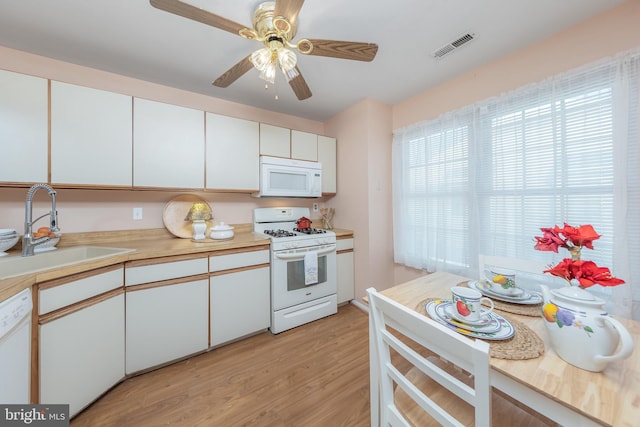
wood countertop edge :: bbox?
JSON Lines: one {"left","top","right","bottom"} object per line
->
{"left": 0, "top": 227, "right": 354, "bottom": 300}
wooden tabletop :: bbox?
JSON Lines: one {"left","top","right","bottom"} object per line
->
{"left": 378, "top": 271, "right": 640, "bottom": 427}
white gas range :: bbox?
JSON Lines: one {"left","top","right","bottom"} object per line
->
{"left": 254, "top": 207, "right": 337, "bottom": 334}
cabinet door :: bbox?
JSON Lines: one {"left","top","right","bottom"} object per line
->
{"left": 0, "top": 70, "right": 48, "bottom": 183}
{"left": 133, "top": 98, "right": 205, "bottom": 189}
{"left": 206, "top": 113, "right": 259, "bottom": 191}
{"left": 318, "top": 135, "right": 337, "bottom": 194}
{"left": 126, "top": 279, "right": 209, "bottom": 373}
{"left": 259, "top": 123, "right": 290, "bottom": 157}
{"left": 50, "top": 81, "right": 133, "bottom": 186}
{"left": 337, "top": 238, "right": 354, "bottom": 304}
{"left": 40, "top": 293, "right": 124, "bottom": 417}
{"left": 291, "top": 130, "right": 318, "bottom": 161}
{"left": 210, "top": 267, "right": 270, "bottom": 346}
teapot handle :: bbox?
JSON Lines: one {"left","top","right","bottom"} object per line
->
{"left": 594, "top": 316, "right": 634, "bottom": 363}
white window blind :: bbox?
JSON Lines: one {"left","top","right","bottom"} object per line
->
{"left": 393, "top": 49, "right": 640, "bottom": 319}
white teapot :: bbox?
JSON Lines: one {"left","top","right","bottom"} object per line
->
{"left": 540, "top": 284, "right": 633, "bottom": 372}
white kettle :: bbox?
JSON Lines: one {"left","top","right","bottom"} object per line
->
{"left": 540, "top": 284, "right": 634, "bottom": 372}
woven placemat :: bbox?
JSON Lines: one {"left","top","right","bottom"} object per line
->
{"left": 416, "top": 298, "right": 545, "bottom": 360}
{"left": 457, "top": 281, "right": 542, "bottom": 317}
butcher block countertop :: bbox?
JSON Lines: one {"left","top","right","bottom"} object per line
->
{"left": 0, "top": 225, "right": 354, "bottom": 301}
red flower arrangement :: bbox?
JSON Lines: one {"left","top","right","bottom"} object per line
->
{"left": 534, "top": 223, "right": 625, "bottom": 288}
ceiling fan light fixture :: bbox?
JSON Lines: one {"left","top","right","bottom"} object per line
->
{"left": 282, "top": 66, "right": 299, "bottom": 82}
{"left": 259, "top": 62, "right": 277, "bottom": 84}
{"left": 277, "top": 47, "right": 297, "bottom": 71}
{"left": 250, "top": 47, "right": 272, "bottom": 71}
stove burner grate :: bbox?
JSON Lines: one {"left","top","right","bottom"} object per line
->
{"left": 263, "top": 229, "right": 296, "bottom": 238}
{"left": 294, "top": 228, "right": 327, "bottom": 235}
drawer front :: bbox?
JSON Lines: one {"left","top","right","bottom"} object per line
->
{"left": 125, "top": 258, "right": 208, "bottom": 286}
{"left": 210, "top": 249, "right": 270, "bottom": 272}
{"left": 39, "top": 267, "right": 123, "bottom": 315}
{"left": 336, "top": 238, "right": 354, "bottom": 251}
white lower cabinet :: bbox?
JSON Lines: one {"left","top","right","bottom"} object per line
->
{"left": 38, "top": 265, "right": 125, "bottom": 417}
{"left": 125, "top": 256, "right": 209, "bottom": 374}
{"left": 210, "top": 248, "right": 270, "bottom": 346}
{"left": 337, "top": 237, "right": 355, "bottom": 304}
{"left": 39, "top": 291, "right": 125, "bottom": 418}
{"left": 125, "top": 279, "right": 209, "bottom": 373}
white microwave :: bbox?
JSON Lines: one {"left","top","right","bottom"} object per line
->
{"left": 255, "top": 156, "right": 322, "bottom": 198}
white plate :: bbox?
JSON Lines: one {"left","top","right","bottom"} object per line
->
{"left": 426, "top": 300, "right": 515, "bottom": 340}
{"left": 0, "top": 228, "right": 17, "bottom": 236}
{"left": 468, "top": 280, "right": 543, "bottom": 305}
{"left": 437, "top": 303, "right": 502, "bottom": 333}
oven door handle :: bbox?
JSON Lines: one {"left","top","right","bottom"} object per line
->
{"left": 274, "top": 244, "right": 337, "bottom": 260}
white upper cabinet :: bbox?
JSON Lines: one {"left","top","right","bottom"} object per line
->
{"left": 51, "top": 81, "right": 133, "bottom": 187}
{"left": 259, "top": 123, "right": 290, "bottom": 158}
{"left": 318, "top": 135, "right": 337, "bottom": 194}
{"left": 133, "top": 98, "right": 205, "bottom": 189}
{"left": 0, "top": 70, "right": 48, "bottom": 183}
{"left": 291, "top": 130, "right": 318, "bottom": 161}
{"left": 206, "top": 113, "right": 259, "bottom": 191}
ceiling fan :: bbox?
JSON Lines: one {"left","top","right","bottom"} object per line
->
{"left": 149, "top": 0, "right": 378, "bottom": 100}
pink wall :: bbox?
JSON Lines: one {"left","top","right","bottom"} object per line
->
{"left": 388, "top": 0, "right": 640, "bottom": 285}
{"left": 325, "top": 98, "right": 393, "bottom": 301}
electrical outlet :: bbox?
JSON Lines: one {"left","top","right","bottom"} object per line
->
{"left": 133, "top": 207, "right": 143, "bottom": 220}
{"left": 313, "top": 203, "right": 319, "bottom": 212}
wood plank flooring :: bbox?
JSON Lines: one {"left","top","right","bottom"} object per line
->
{"left": 71, "top": 304, "right": 371, "bottom": 427}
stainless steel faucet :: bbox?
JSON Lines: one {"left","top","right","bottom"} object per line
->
{"left": 22, "top": 183, "right": 60, "bottom": 257}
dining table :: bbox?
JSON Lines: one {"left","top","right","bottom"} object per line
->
{"left": 375, "top": 271, "right": 640, "bottom": 427}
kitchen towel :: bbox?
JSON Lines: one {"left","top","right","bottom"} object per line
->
{"left": 304, "top": 251, "right": 318, "bottom": 285}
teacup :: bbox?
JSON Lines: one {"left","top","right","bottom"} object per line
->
{"left": 451, "top": 286, "right": 494, "bottom": 322}
{"left": 485, "top": 268, "right": 518, "bottom": 295}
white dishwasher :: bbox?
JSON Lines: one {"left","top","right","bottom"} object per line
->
{"left": 0, "top": 288, "right": 32, "bottom": 404}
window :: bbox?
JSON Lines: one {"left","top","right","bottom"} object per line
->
{"left": 393, "top": 50, "right": 640, "bottom": 319}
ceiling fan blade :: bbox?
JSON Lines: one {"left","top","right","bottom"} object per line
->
{"left": 212, "top": 55, "right": 254, "bottom": 88}
{"left": 302, "top": 39, "right": 378, "bottom": 62}
{"left": 274, "top": 0, "right": 304, "bottom": 24}
{"left": 150, "top": 0, "right": 249, "bottom": 36}
{"left": 288, "top": 66, "right": 312, "bottom": 100}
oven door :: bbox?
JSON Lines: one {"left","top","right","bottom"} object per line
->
{"left": 271, "top": 243, "right": 337, "bottom": 310}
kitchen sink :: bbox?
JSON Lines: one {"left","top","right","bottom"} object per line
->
{"left": 0, "top": 246, "right": 135, "bottom": 280}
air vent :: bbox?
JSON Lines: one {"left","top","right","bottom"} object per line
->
{"left": 432, "top": 33, "right": 476, "bottom": 59}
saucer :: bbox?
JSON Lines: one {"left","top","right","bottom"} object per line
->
{"left": 425, "top": 300, "right": 515, "bottom": 341}
{"left": 468, "top": 280, "right": 543, "bottom": 305}
{"left": 444, "top": 304, "right": 492, "bottom": 326}
{"left": 485, "top": 281, "right": 525, "bottom": 297}
{"left": 437, "top": 303, "right": 502, "bottom": 333}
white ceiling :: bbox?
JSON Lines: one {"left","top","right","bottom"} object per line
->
{"left": 0, "top": 0, "right": 624, "bottom": 122}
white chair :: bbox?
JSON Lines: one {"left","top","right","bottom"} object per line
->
{"left": 367, "top": 287, "right": 554, "bottom": 427}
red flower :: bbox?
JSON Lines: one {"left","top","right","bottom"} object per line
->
{"left": 557, "top": 223, "right": 600, "bottom": 250}
{"left": 544, "top": 258, "right": 625, "bottom": 288}
{"left": 534, "top": 227, "right": 565, "bottom": 252}
{"left": 534, "top": 223, "right": 601, "bottom": 252}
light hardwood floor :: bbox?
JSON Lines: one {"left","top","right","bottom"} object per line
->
{"left": 71, "top": 304, "right": 370, "bottom": 427}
